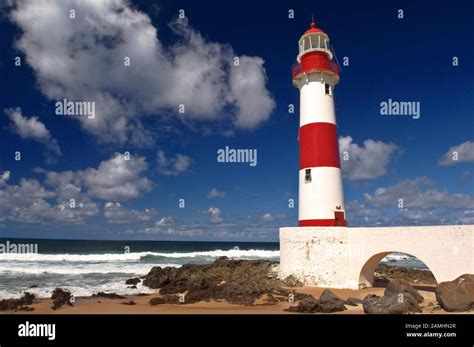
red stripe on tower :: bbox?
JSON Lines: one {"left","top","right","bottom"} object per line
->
{"left": 299, "top": 122, "right": 340, "bottom": 169}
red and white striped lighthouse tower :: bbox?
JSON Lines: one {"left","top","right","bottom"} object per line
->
{"left": 292, "top": 20, "right": 347, "bottom": 227}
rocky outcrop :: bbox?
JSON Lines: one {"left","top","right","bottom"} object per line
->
{"left": 435, "top": 274, "right": 474, "bottom": 312}
{"left": 374, "top": 263, "right": 436, "bottom": 285}
{"left": 143, "top": 257, "right": 293, "bottom": 305}
{"left": 0, "top": 292, "right": 35, "bottom": 311}
{"left": 51, "top": 288, "right": 74, "bottom": 310}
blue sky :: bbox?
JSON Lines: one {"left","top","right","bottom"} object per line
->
{"left": 0, "top": 0, "right": 472, "bottom": 241}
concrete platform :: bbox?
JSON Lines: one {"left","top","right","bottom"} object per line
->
{"left": 279, "top": 225, "right": 474, "bottom": 289}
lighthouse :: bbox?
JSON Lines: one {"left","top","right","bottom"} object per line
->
{"left": 292, "top": 20, "right": 346, "bottom": 227}
{"left": 279, "top": 20, "right": 473, "bottom": 290}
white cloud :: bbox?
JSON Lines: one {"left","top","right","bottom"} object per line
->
{"left": 0, "top": 152, "right": 151, "bottom": 224}
{"left": 9, "top": 0, "right": 275, "bottom": 145}
{"left": 104, "top": 202, "right": 156, "bottom": 224}
{"left": 45, "top": 152, "right": 152, "bottom": 201}
{"left": 260, "top": 213, "right": 286, "bottom": 222}
{"left": 229, "top": 56, "right": 275, "bottom": 129}
{"left": 364, "top": 177, "right": 474, "bottom": 209}
{"left": 207, "top": 188, "right": 225, "bottom": 198}
{"left": 156, "top": 150, "right": 190, "bottom": 176}
{"left": 155, "top": 216, "right": 174, "bottom": 226}
{"left": 81, "top": 153, "right": 151, "bottom": 200}
{"left": 0, "top": 171, "right": 10, "bottom": 186}
{"left": 339, "top": 136, "right": 399, "bottom": 181}
{"left": 438, "top": 141, "right": 474, "bottom": 166}
{"left": 207, "top": 207, "right": 223, "bottom": 224}
{"left": 0, "top": 178, "right": 98, "bottom": 224}
{"left": 5, "top": 107, "right": 61, "bottom": 156}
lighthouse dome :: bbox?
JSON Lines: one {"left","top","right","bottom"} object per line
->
{"left": 297, "top": 21, "right": 333, "bottom": 61}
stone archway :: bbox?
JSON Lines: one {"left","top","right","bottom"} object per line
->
{"left": 358, "top": 251, "right": 437, "bottom": 288}
{"left": 280, "top": 225, "right": 473, "bottom": 289}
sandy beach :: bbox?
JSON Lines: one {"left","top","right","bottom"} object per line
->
{"left": 1, "top": 284, "right": 461, "bottom": 315}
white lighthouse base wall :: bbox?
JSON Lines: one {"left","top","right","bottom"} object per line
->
{"left": 279, "top": 225, "right": 474, "bottom": 289}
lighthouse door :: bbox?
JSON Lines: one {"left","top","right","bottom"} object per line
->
{"left": 334, "top": 211, "right": 345, "bottom": 226}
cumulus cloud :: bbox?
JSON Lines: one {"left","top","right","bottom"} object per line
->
{"left": 104, "top": 202, "right": 156, "bottom": 224}
{"left": 339, "top": 136, "right": 399, "bottom": 181}
{"left": 0, "top": 171, "right": 10, "bottom": 186}
{"left": 45, "top": 153, "right": 152, "bottom": 201}
{"left": 364, "top": 177, "right": 474, "bottom": 210}
{"left": 9, "top": 0, "right": 275, "bottom": 145}
{"left": 156, "top": 150, "right": 190, "bottom": 176}
{"left": 259, "top": 213, "right": 286, "bottom": 222}
{"left": 206, "top": 207, "right": 223, "bottom": 224}
{"left": 346, "top": 177, "right": 474, "bottom": 227}
{"left": 0, "top": 152, "right": 152, "bottom": 225}
{"left": 438, "top": 141, "right": 474, "bottom": 166}
{"left": 5, "top": 107, "right": 61, "bottom": 157}
{"left": 0, "top": 178, "right": 98, "bottom": 224}
{"left": 154, "top": 216, "right": 174, "bottom": 226}
{"left": 229, "top": 56, "right": 275, "bottom": 129}
{"left": 206, "top": 188, "right": 225, "bottom": 198}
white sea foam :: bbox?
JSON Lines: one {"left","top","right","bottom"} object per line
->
{"left": 381, "top": 253, "right": 411, "bottom": 262}
{"left": 0, "top": 263, "right": 178, "bottom": 275}
{"left": 0, "top": 249, "right": 280, "bottom": 262}
{"left": 0, "top": 280, "right": 159, "bottom": 300}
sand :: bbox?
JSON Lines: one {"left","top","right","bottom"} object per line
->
{"left": 1, "top": 284, "right": 458, "bottom": 314}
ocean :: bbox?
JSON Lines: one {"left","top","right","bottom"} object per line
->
{"left": 0, "top": 238, "right": 426, "bottom": 299}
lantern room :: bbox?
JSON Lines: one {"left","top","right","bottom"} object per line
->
{"left": 297, "top": 21, "right": 333, "bottom": 62}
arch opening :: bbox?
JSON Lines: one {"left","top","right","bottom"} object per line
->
{"left": 358, "top": 251, "right": 437, "bottom": 289}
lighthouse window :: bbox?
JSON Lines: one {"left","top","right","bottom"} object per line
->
{"left": 305, "top": 169, "right": 312, "bottom": 183}
{"left": 325, "top": 83, "right": 331, "bottom": 95}
{"left": 304, "top": 37, "right": 310, "bottom": 50}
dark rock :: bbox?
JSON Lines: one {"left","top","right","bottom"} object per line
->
{"left": 265, "top": 293, "right": 279, "bottom": 304}
{"left": 51, "top": 288, "right": 74, "bottom": 310}
{"left": 149, "top": 297, "right": 165, "bottom": 305}
{"left": 318, "top": 289, "right": 347, "bottom": 313}
{"left": 286, "top": 296, "right": 321, "bottom": 313}
{"left": 148, "top": 295, "right": 181, "bottom": 305}
{"left": 91, "top": 292, "right": 125, "bottom": 299}
{"left": 385, "top": 278, "right": 424, "bottom": 303}
{"left": 142, "top": 256, "right": 285, "bottom": 306}
{"left": 0, "top": 292, "right": 35, "bottom": 311}
{"left": 121, "top": 300, "right": 136, "bottom": 305}
{"left": 375, "top": 263, "right": 436, "bottom": 285}
{"left": 29, "top": 285, "right": 38, "bottom": 288}
{"left": 345, "top": 297, "right": 363, "bottom": 306}
{"left": 16, "top": 306, "right": 34, "bottom": 311}
{"left": 125, "top": 277, "right": 141, "bottom": 285}
{"left": 282, "top": 275, "right": 303, "bottom": 287}
{"left": 363, "top": 294, "right": 379, "bottom": 300}
{"left": 363, "top": 292, "right": 421, "bottom": 314}
{"left": 128, "top": 285, "right": 137, "bottom": 289}
{"left": 435, "top": 274, "right": 474, "bottom": 312}
{"left": 136, "top": 293, "right": 150, "bottom": 297}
